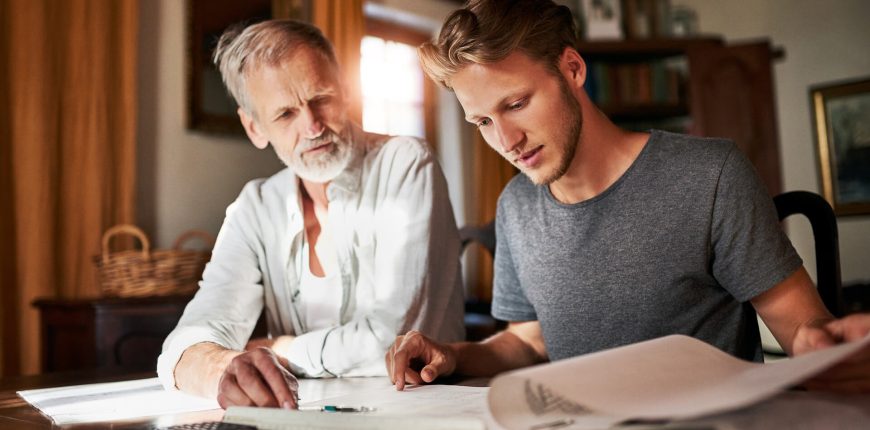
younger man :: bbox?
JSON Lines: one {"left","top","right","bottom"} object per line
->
{"left": 387, "top": 0, "right": 870, "bottom": 393}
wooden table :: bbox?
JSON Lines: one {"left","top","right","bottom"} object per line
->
{"left": 3, "top": 368, "right": 868, "bottom": 429}
{"left": 0, "top": 370, "right": 426, "bottom": 429}
{"left": 0, "top": 369, "right": 217, "bottom": 429}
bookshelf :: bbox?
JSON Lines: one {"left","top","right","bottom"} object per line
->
{"left": 579, "top": 37, "right": 785, "bottom": 196}
{"left": 578, "top": 38, "right": 722, "bottom": 57}
{"left": 581, "top": 38, "right": 720, "bottom": 126}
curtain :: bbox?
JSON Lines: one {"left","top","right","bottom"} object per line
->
{"left": 470, "top": 133, "right": 517, "bottom": 302}
{"left": 0, "top": 0, "right": 13, "bottom": 376}
{"left": 311, "top": 0, "right": 365, "bottom": 125}
{"left": 0, "top": 0, "right": 138, "bottom": 376}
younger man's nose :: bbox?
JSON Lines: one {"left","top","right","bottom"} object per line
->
{"left": 495, "top": 122, "right": 524, "bottom": 155}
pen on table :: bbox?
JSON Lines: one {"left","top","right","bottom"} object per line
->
{"left": 297, "top": 405, "right": 377, "bottom": 412}
{"left": 529, "top": 418, "right": 574, "bottom": 430}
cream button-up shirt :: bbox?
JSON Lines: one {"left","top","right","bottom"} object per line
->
{"left": 157, "top": 127, "right": 465, "bottom": 388}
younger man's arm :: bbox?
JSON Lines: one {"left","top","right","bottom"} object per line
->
{"left": 385, "top": 320, "right": 548, "bottom": 390}
{"left": 752, "top": 266, "right": 870, "bottom": 392}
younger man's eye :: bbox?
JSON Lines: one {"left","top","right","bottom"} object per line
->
{"left": 509, "top": 99, "right": 526, "bottom": 110}
{"left": 478, "top": 118, "right": 492, "bottom": 127}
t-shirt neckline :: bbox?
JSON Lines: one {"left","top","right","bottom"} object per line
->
{"left": 542, "top": 130, "right": 660, "bottom": 208}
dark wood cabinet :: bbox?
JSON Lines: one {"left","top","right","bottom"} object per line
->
{"left": 687, "top": 40, "right": 783, "bottom": 196}
{"left": 33, "top": 295, "right": 192, "bottom": 373}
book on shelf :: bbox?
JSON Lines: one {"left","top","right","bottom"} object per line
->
{"left": 585, "top": 59, "right": 684, "bottom": 108}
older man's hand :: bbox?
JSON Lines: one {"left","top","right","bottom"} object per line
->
{"left": 217, "top": 347, "right": 299, "bottom": 409}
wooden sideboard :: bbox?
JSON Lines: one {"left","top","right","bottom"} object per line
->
{"left": 32, "top": 295, "right": 193, "bottom": 373}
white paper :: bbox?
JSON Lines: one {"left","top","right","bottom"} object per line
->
{"left": 17, "top": 377, "right": 220, "bottom": 425}
{"left": 225, "top": 384, "right": 489, "bottom": 430}
{"left": 304, "top": 384, "right": 488, "bottom": 417}
{"left": 488, "top": 334, "right": 870, "bottom": 430}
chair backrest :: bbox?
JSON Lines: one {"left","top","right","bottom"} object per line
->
{"left": 458, "top": 221, "right": 500, "bottom": 340}
{"left": 459, "top": 220, "right": 496, "bottom": 313}
{"left": 459, "top": 221, "right": 496, "bottom": 257}
{"left": 773, "top": 191, "right": 843, "bottom": 316}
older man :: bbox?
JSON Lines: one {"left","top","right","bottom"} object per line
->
{"left": 386, "top": 0, "right": 870, "bottom": 393}
{"left": 158, "top": 20, "right": 465, "bottom": 409}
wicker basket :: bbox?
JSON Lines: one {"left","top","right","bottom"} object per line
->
{"left": 94, "top": 224, "right": 214, "bottom": 298}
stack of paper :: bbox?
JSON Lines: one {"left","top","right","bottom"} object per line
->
{"left": 487, "top": 334, "right": 870, "bottom": 429}
{"left": 18, "top": 334, "right": 870, "bottom": 429}
{"left": 225, "top": 384, "right": 489, "bottom": 430}
{"left": 17, "top": 377, "right": 219, "bottom": 425}
{"left": 225, "top": 334, "right": 870, "bottom": 430}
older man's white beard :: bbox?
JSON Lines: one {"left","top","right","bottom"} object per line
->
{"left": 278, "top": 131, "right": 353, "bottom": 183}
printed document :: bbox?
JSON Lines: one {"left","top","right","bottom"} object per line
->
{"left": 225, "top": 384, "right": 489, "bottom": 430}
{"left": 17, "top": 377, "right": 219, "bottom": 425}
{"left": 488, "top": 334, "right": 870, "bottom": 429}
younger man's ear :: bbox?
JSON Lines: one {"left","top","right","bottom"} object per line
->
{"left": 559, "top": 47, "right": 587, "bottom": 88}
{"left": 238, "top": 107, "right": 270, "bottom": 149}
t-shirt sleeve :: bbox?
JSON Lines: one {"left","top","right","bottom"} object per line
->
{"left": 491, "top": 196, "right": 538, "bottom": 321}
{"left": 711, "top": 144, "right": 802, "bottom": 302}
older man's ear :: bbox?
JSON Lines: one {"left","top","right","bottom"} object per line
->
{"left": 238, "top": 107, "right": 270, "bottom": 150}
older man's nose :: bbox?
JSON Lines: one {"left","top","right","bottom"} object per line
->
{"left": 299, "top": 104, "right": 325, "bottom": 139}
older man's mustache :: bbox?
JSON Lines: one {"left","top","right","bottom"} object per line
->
{"left": 297, "top": 133, "right": 335, "bottom": 152}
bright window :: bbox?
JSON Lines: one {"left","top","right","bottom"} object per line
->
{"left": 360, "top": 35, "right": 426, "bottom": 139}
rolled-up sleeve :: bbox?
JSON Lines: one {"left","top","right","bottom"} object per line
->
{"left": 157, "top": 184, "right": 267, "bottom": 390}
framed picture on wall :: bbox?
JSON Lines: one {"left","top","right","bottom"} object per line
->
{"left": 580, "top": 0, "right": 623, "bottom": 40}
{"left": 810, "top": 77, "right": 870, "bottom": 216}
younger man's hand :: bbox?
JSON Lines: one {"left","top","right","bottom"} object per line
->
{"left": 794, "top": 313, "right": 870, "bottom": 393}
{"left": 385, "top": 330, "right": 457, "bottom": 391}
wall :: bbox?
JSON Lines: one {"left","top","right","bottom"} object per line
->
{"left": 675, "top": 0, "right": 870, "bottom": 285}
{"left": 137, "top": 0, "right": 284, "bottom": 248}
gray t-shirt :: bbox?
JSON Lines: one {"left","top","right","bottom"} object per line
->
{"left": 491, "top": 130, "right": 802, "bottom": 362}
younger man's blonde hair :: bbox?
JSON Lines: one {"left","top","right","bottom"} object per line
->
{"left": 419, "top": 0, "right": 577, "bottom": 90}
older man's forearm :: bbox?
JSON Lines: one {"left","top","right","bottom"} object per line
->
{"left": 174, "top": 342, "right": 242, "bottom": 398}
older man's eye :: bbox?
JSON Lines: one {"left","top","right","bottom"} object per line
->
{"left": 477, "top": 118, "right": 492, "bottom": 128}
{"left": 275, "top": 110, "right": 297, "bottom": 122}
{"left": 310, "top": 95, "right": 331, "bottom": 106}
